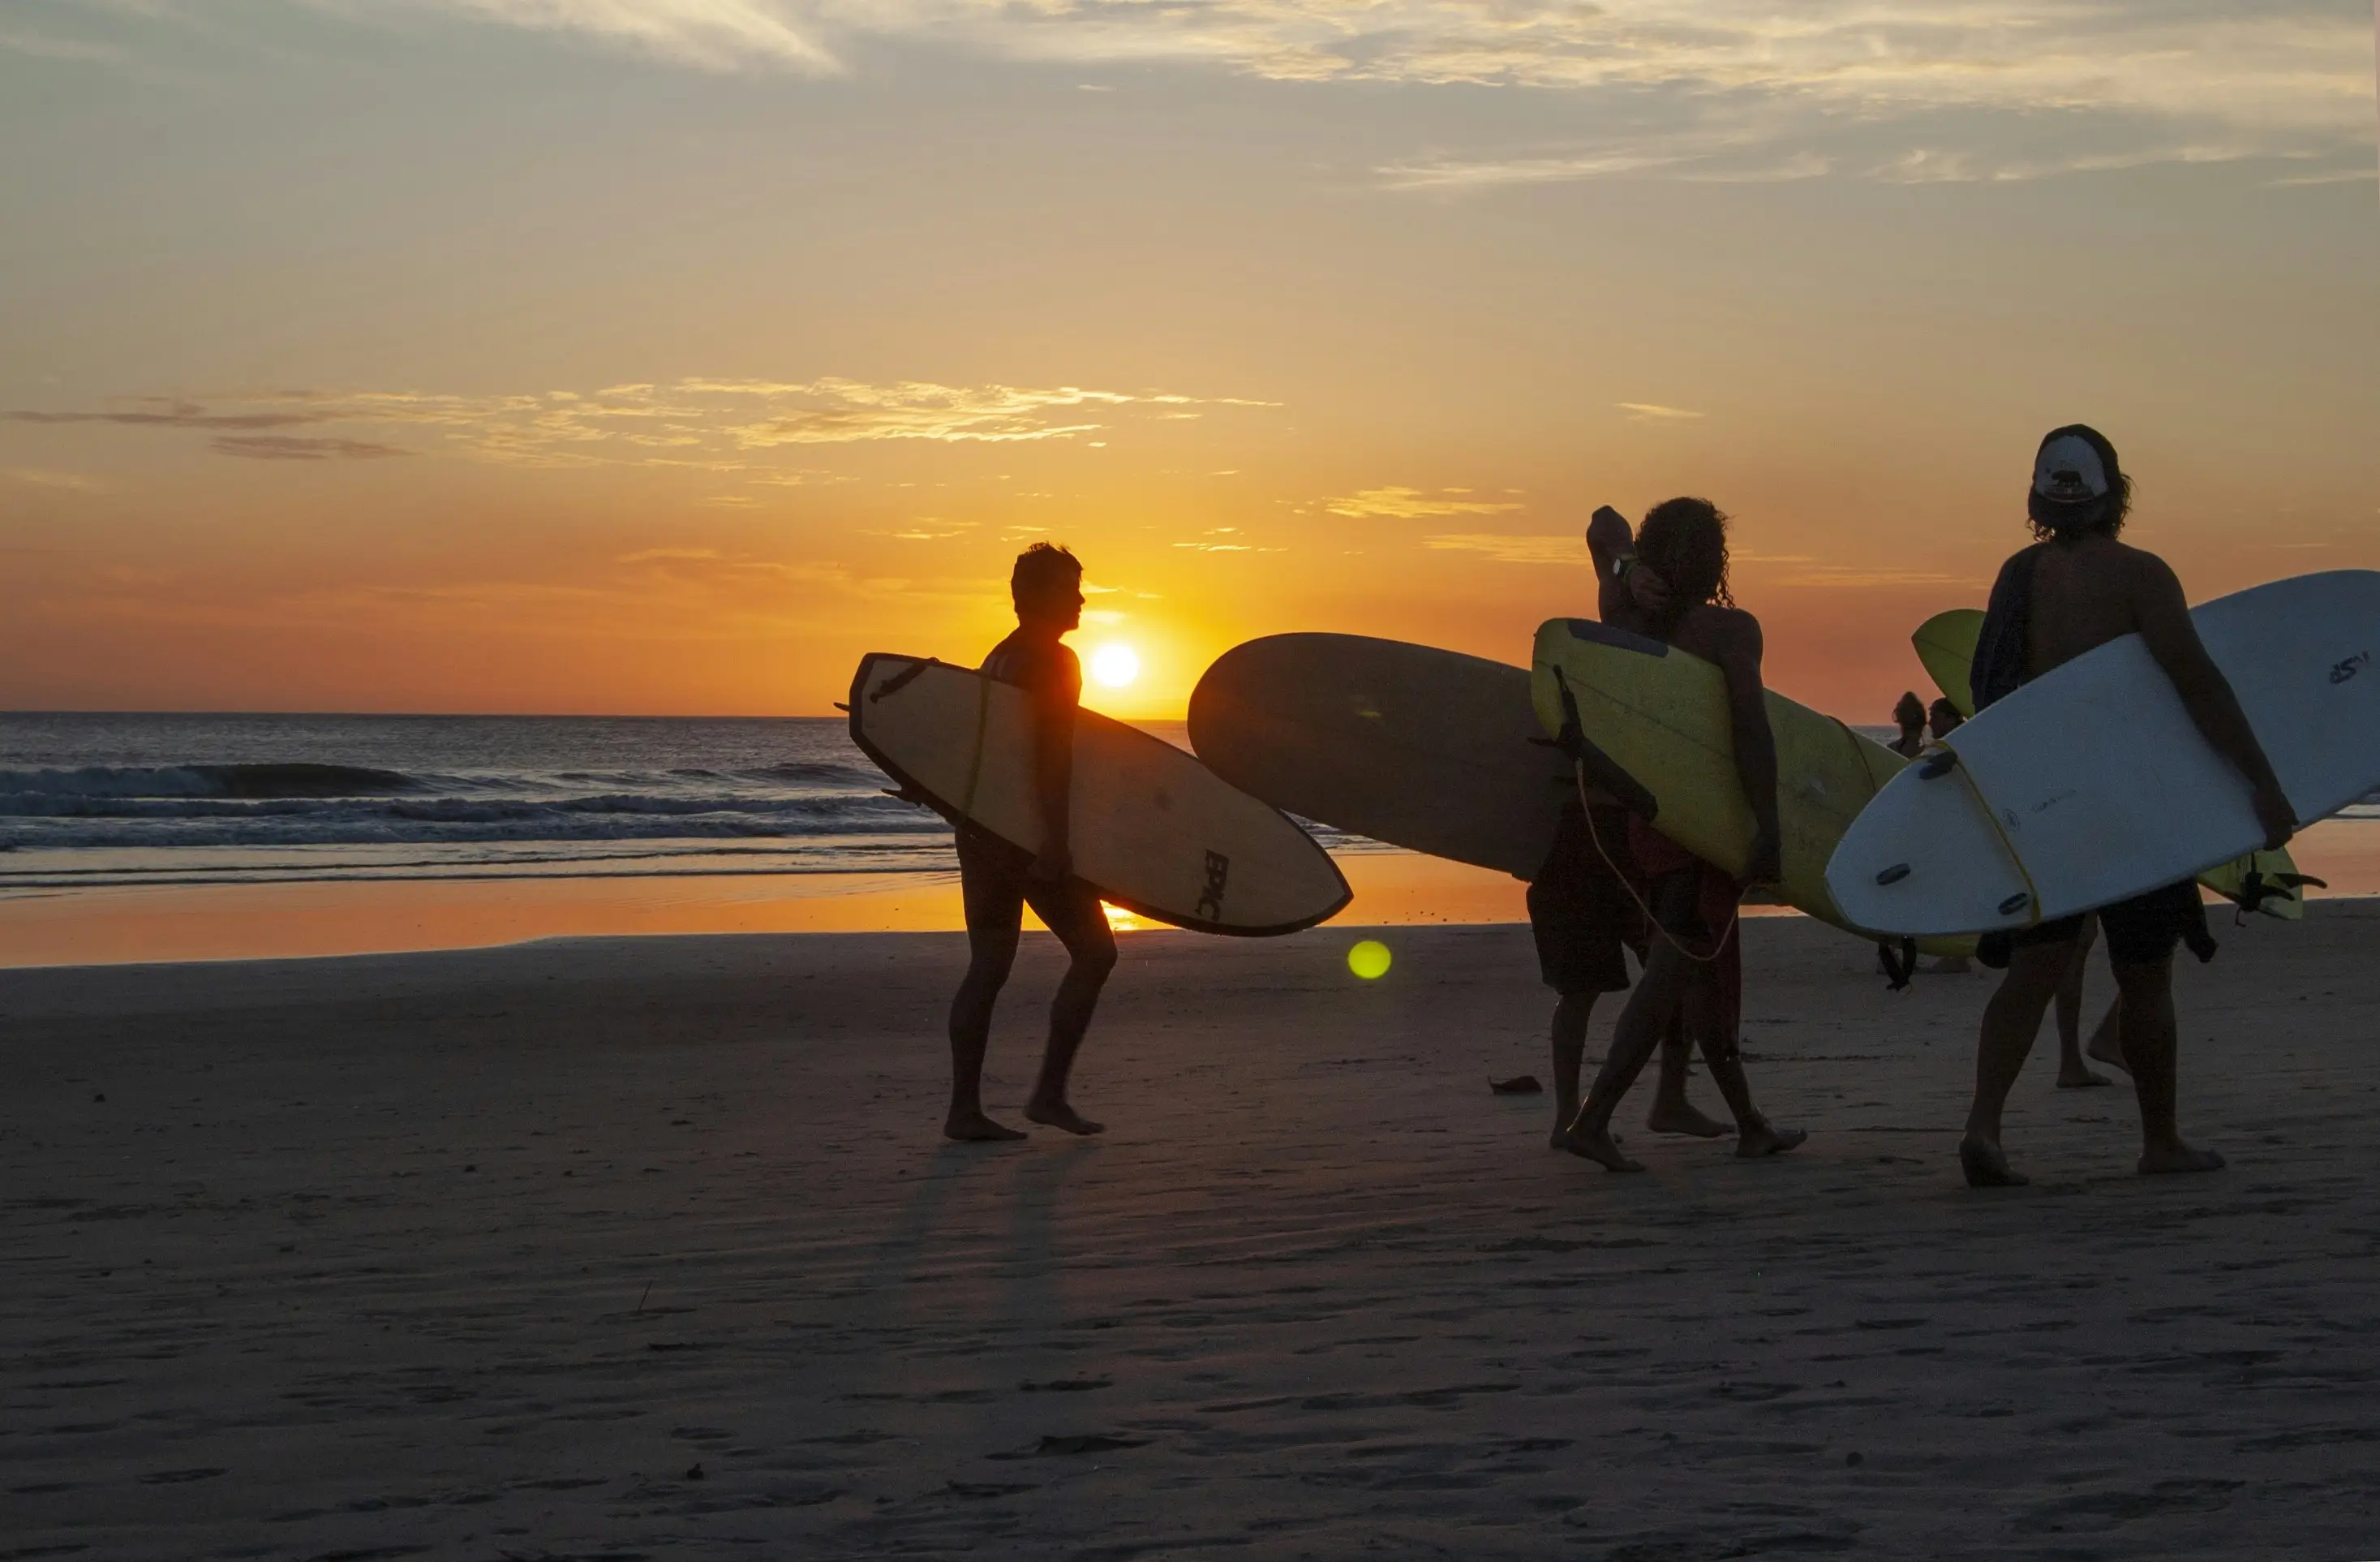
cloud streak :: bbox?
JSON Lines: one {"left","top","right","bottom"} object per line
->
{"left": 7, "top": 377, "right": 1272, "bottom": 474}
{"left": 1325, "top": 485, "right": 1522, "bottom": 519}
{"left": 1423, "top": 533, "right": 1585, "bottom": 564}
{"left": 354, "top": 2, "right": 2374, "bottom": 183}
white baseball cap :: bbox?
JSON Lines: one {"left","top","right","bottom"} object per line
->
{"left": 2033, "top": 433, "right": 2109, "bottom": 504}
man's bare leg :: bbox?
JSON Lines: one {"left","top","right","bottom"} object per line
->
{"left": 1646, "top": 1009, "right": 1727, "bottom": 1138}
{"left": 1561, "top": 945, "right": 1693, "bottom": 1172}
{"left": 1674, "top": 975, "right": 1805, "bottom": 1159}
{"left": 2055, "top": 918, "right": 2111, "bottom": 1087}
{"left": 1023, "top": 926, "right": 1116, "bottom": 1136}
{"left": 2085, "top": 998, "right": 2127, "bottom": 1074}
{"left": 947, "top": 931, "right": 1028, "bottom": 1142}
{"left": 1549, "top": 991, "right": 1596, "bottom": 1148}
{"left": 2111, "top": 955, "right": 2223, "bottom": 1175}
{"left": 1961, "top": 940, "right": 2074, "bottom": 1185}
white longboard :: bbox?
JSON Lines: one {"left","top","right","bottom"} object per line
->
{"left": 849, "top": 653, "right": 1350, "bottom": 936}
{"left": 1828, "top": 571, "right": 2380, "bottom": 937}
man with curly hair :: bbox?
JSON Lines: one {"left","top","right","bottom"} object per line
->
{"left": 1557, "top": 497, "right": 1806, "bottom": 1172}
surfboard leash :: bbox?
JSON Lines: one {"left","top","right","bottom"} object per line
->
{"left": 1573, "top": 760, "right": 1742, "bottom": 967}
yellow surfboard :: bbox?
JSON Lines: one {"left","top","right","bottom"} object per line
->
{"left": 1532, "top": 617, "right": 1967, "bottom": 955}
{"left": 1909, "top": 609, "right": 2312, "bottom": 920}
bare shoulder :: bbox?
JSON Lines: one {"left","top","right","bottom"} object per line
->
{"left": 2114, "top": 541, "right": 2185, "bottom": 606}
{"left": 1675, "top": 602, "right": 1763, "bottom": 662}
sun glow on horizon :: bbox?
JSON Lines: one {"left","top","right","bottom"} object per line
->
{"left": 1089, "top": 643, "right": 1141, "bottom": 688}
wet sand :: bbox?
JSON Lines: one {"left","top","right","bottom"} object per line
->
{"left": 5, "top": 906, "right": 2378, "bottom": 1559}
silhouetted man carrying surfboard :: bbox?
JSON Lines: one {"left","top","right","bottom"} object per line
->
{"left": 1526, "top": 506, "right": 1729, "bottom": 1150}
{"left": 1958, "top": 426, "right": 2294, "bottom": 1187}
{"left": 1559, "top": 498, "right": 1806, "bottom": 1172}
{"left": 943, "top": 543, "right": 1117, "bottom": 1142}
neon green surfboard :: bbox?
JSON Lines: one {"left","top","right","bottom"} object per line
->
{"left": 1910, "top": 609, "right": 2311, "bottom": 920}
{"left": 1531, "top": 617, "right": 1970, "bottom": 956}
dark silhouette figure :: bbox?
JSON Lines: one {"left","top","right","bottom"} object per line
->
{"left": 1559, "top": 498, "right": 1805, "bottom": 1171}
{"left": 1959, "top": 426, "right": 2293, "bottom": 1186}
{"left": 1527, "top": 506, "right": 1727, "bottom": 1150}
{"left": 944, "top": 543, "right": 1116, "bottom": 1142}
{"left": 1889, "top": 691, "right": 1928, "bottom": 757}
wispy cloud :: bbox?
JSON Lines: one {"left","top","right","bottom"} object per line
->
{"left": 1325, "top": 485, "right": 1522, "bottom": 519}
{"left": 2, "top": 466, "right": 106, "bottom": 493}
{"left": 375, "top": 0, "right": 838, "bottom": 73}
{"left": 211, "top": 435, "right": 411, "bottom": 460}
{"left": 6, "top": 377, "right": 1274, "bottom": 475}
{"left": 1423, "top": 533, "right": 1584, "bottom": 564}
{"left": 331, "top": 3, "right": 2375, "bottom": 183}
{"left": 1617, "top": 402, "right": 1703, "bottom": 422}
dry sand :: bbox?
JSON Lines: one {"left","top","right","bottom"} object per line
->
{"left": 5, "top": 906, "right": 2378, "bottom": 1560}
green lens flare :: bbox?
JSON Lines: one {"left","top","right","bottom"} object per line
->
{"left": 1347, "top": 940, "right": 1391, "bottom": 979}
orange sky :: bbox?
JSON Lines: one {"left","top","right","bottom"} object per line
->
{"left": 2, "top": 2, "right": 2374, "bottom": 725}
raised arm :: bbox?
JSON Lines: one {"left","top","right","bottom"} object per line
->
{"left": 2132, "top": 553, "right": 2294, "bottom": 850}
{"left": 1708, "top": 610, "right": 1782, "bottom": 884}
{"left": 1027, "top": 651, "right": 1082, "bottom": 882}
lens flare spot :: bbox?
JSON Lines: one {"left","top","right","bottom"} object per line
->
{"left": 1090, "top": 643, "right": 1140, "bottom": 687}
{"left": 1347, "top": 939, "right": 1391, "bottom": 979}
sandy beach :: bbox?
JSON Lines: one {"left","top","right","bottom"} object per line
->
{"left": 6, "top": 906, "right": 2379, "bottom": 1560}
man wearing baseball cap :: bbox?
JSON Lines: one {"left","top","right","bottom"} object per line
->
{"left": 1956, "top": 424, "right": 2295, "bottom": 1187}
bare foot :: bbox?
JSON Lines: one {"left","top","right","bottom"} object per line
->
{"left": 1959, "top": 1136, "right": 2028, "bottom": 1188}
{"left": 1024, "top": 1096, "right": 1106, "bottom": 1136}
{"left": 2056, "top": 1065, "right": 2114, "bottom": 1089}
{"left": 2086, "top": 1035, "right": 2128, "bottom": 1075}
{"left": 1646, "top": 1100, "right": 1729, "bottom": 1139}
{"left": 1559, "top": 1121, "right": 1644, "bottom": 1173}
{"left": 1734, "top": 1120, "right": 1806, "bottom": 1160}
{"left": 944, "top": 1110, "right": 1027, "bottom": 1142}
{"left": 2138, "top": 1142, "right": 2225, "bottom": 1176}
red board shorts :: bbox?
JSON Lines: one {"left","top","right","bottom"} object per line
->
{"left": 1626, "top": 815, "right": 1743, "bottom": 1045}
{"left": 1525, "top": 803, "right": 1647, "bottom": 996}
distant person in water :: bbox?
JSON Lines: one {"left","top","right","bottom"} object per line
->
{"left": 1958, "top": 425, "right": 2292, "bottom": 1186}
{"left": 942, "top": 542, "right": 1116, "bottom": 1142}
{"left": 1889, "top": 691, "right": 1928, "bottom": 758}
{"left": 1524, "top": 507, "right": 1728, "bottom": 1151}
{"left": 1559, "top": 498, "right": 1805, "bottom": 1172}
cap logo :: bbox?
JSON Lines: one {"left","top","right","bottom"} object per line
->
{"left": 2033, "top": 433, "right": 2110, "bottom": 504}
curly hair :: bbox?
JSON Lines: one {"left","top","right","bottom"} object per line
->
{"left": 2027, "top": 424, "right": 2133, "bottom": 542}
{"left": 1637, "top": 497, "right": 1733, "bottom": 626}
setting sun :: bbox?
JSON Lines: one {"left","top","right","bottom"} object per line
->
{"left": 1090, "top": 643, "right": 1141, "bottom": 688}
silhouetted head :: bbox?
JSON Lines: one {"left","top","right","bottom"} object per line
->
{"left": 1929, "top": 698, "right": 1963, "bottom": 738}
{"left": 1893, "top": 691, "right": 1927, "bottom": 731}
{"left": 1636, "top": 497, "right": 1733, "bottom": 623}
{"left": 2028, "top": 424, "right": 2131, "bottom": 542}
{"left": 1011, "top": 541, "right": 1084, "bottom": 633}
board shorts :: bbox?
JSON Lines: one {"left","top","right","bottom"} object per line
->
{"left": 1626, "top": 815, "right": 1744, "bottom": 1045}
{"left": 1525, "top": 803, "right": 1645, "bottom": 996}
{"left": 956, "top": 824, "right": 1115, "bottom": 962}
{"left": 2006, "top": 878, "right": 2211, "bottom": 968}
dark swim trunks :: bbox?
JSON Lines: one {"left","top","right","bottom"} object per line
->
{"left": 2007, "top": 877, "right": 2211, "bottom": 967}
{"left": 1526, "top": 802, "right": 1645, "bottom": 996}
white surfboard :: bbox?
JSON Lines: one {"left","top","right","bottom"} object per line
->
{"left": 1828, "top": 571, "right": 2380, "bottom": 937}
{"left": 848, "top": 653, "right": 1350, "bottom": 936}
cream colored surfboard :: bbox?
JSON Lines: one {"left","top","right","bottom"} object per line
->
{"left": 848, "top": 653, "right": 1349, "bottom": 936}
{"left": 1910, "top": 608, "right": 2312, "bottom": 920}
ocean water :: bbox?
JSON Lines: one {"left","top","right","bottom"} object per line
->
{"left": 4, "top": 712, "right": 2369, "bottom": 902}
{"left": 0, "top": 712, "right": 1377, "bottom": 897}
